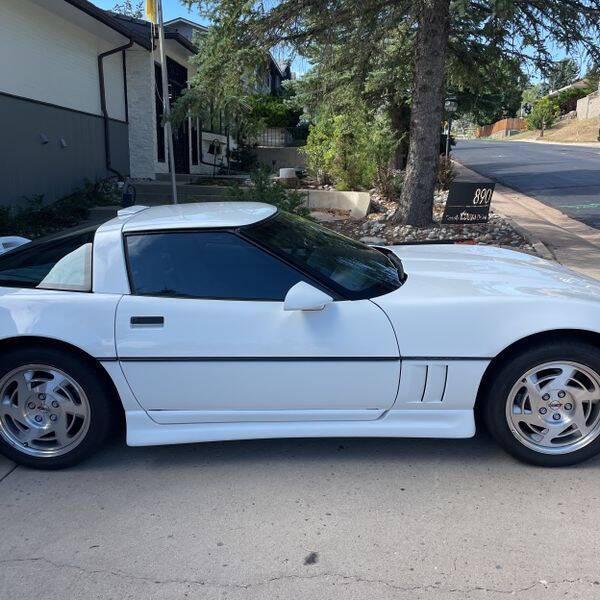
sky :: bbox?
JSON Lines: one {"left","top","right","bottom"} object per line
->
{"left": 92, "top": 0, "right": 207, "bottom": 25}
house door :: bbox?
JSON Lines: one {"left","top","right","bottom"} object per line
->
{"left": 172, "top": 118, "right": 189, "bottom": 174}
{"left": 167, "top": 58, "right": 189, "bottom": 174}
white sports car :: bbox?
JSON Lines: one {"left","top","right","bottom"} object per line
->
{"left": 0, "top": 202, "right": 599, "bottom": 469}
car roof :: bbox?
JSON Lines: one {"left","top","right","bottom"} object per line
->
{"left": 119, "top": 202, "right": 277, "bottom": 233}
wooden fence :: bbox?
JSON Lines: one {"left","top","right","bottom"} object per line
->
{"left": 476, "top": 118, "right": 527, "bottom": 138}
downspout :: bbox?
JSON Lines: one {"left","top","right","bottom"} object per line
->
{"left": 98, "top": 40, "right": 134, "bottom": 179}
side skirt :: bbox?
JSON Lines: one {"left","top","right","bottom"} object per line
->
{"left": 125, "top": 408, "right": 475, "bottom": 447}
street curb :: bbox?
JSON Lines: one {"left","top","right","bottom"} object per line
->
{"left": 452, "top": 160, "right": 555, "bottom": 261}
{"left": 500, "top": 216, "right": 555, "bottom": 261}
{"left": 506, "top": 138, "right": 600, "bottom": 149}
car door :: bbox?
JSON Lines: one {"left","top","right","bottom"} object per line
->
{"left": 115, "top": 229, "right": 400, "bottom": 424}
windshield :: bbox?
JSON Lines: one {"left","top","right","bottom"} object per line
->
{"left": 243, "top": 212, "right": 402, "bottom": 300}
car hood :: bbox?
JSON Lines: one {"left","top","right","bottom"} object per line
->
{"left": 385, "top": 243, "right": 600, "bottom": 302}
{"left": 372, "top": 244, "right": 600, "bottom": 358}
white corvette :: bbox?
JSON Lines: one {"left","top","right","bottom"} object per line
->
{"left": 0, "top": 202, "right": 599, "bottom": 469}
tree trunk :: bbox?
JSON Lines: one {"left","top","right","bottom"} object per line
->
{"left": 392, "top": 0, "right": 451, "bottom": 227}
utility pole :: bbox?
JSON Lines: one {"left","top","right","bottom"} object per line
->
{"left": 154, "top": 0, "right": 178, "bottom": 203}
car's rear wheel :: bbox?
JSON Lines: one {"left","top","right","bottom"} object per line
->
{"left": 483, "top": 340, "right": 600, "bottom": 466}
{"left": 0, "top": 347, "right": 112, "bottom": 469}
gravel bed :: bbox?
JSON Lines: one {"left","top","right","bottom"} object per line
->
{"left": 315, "top": 190, "right": 537, "bottom": 254}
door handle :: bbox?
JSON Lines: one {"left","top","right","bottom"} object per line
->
{"left": 130, "top": 316, "right": 164, "bottom": 327}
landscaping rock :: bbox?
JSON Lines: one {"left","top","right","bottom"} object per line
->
{"left": 359, "top": 236, "right": 387, "bottom": 245}
{"left": 324, "top": 190, "right": 538, "bottom": 255}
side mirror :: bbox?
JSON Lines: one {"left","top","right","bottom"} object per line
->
{"left": 284, "top": 281, "right": 333, "bottom": 312}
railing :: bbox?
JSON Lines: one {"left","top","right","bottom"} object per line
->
{"left": 254, "top": 126, "right": 309, "bottom": 147}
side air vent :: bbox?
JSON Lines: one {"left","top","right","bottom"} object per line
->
{"left": 422, "top": 364, "right": 448, "bottom": 403}
{"left": 397, "top": 363, "right": 448, "bottom": 404}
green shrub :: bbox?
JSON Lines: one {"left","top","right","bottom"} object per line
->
{"left": 527, "top": 97, "right": 560, "bottom": 130}
{"left": 247, "top": 93, "right": 303, "bottom": 128}
{"left": 1, "top": 179, "right": 119, "bottom": 238}
{"left": 556, "top": 87, "right": 593, "bottom": 114}
{"left": 228, "top": 167, "right": 310, "bottom": 217}
{"left": 302, "top": 111, "right": 396, "bottom": 192}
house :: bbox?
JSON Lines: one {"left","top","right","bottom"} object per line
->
{"left": 0, "top": 0, "right": 290, "bottom": 206}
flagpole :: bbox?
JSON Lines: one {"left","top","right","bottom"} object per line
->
{"left": 156, "top": 0, "right": 178, "bottom": 204}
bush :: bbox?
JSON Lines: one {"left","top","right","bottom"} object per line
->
{"left": 228, "top": 167, "right": 310, "bottom": 217}
{"left": 527, "top": 97, "right": 560, "bottom": 130}
{"left": 556, "top": 87, "right": 593, "bottom": 114}
{"left": 228, "top": 144, "right": 259, "bottom": 171}
{"left": 247, "top": 93, "right": 303, "bottom": 128}
{"left": 302, "top": 111, "right": 396, "bottom": 192}
{"left": 0, "top": 179, "right": 119, "bottom": 238}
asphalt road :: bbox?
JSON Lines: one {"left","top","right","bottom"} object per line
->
{"left": 453, "top": 140, "right": 600, "bottom": 229}
{"left": 2, "top": 435, "right": 600, "bottom": 599}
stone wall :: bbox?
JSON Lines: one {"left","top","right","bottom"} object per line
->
{"left": 126, "top": 48, "right": 157, "bottom": 179}
{"left": 577, "top": 93, "right": 600, "bottom": 120}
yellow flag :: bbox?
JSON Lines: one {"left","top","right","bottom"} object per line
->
{"left": 146, "top": 0, "right": 157, "bottom": 23}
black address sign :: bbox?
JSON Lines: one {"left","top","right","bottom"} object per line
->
{"left": 441, "top": 182, "right": 495, "bottom": 224}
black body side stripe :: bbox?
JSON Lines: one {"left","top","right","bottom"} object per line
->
{"left": 401, "top": 356, "right": 492, "bottom": 361}
{"left": 97, "top": 356, "right": 491, "bottom": 363}
{"left": 113, "top": 356, "right": 399, "bottom": 362}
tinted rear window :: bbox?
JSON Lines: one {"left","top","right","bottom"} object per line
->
{"left": 0, "top": 228, "right": 96, "bottom": 291}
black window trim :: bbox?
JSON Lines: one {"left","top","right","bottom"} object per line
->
{"left": 122, "top": 225, "right": 344, "bottom": 302}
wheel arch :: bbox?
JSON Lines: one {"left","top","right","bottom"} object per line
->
{"left": 0, "top": 335, "right": 125, "bottom": 433}
{"left": 475, "top": 328, "right": 600, "bottom": 415}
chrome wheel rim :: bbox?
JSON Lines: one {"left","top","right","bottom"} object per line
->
{"left": 0, "top": 365, "right": 90, "bottom": 458}
{"left": 506, "top": 361, "right": 600, "bottom": 455}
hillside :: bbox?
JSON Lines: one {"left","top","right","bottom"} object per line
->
{"left": 508, "top": 118, "right": 599, "bottom": 143}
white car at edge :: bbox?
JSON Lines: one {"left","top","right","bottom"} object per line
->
{"left": 0, "top": 201, "right": 599, "bottom": 469}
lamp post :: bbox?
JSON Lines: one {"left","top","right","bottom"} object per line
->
{"left": 444, "top": 98, "right": 458, "bottom": 158}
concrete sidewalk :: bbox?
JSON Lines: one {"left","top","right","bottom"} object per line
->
{"left": 455, "top": 162, "right": 600, "bottom": 280}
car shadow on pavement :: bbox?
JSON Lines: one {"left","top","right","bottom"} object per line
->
{"left": 75, "top": 429, "right": 600, "bottom": 473}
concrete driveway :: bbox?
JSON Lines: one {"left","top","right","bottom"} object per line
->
{"left": 2, "top": 435, "right": 600, "bottom": 599}
{"left": 453, "top": 140, "right": 600, "bottom": 229}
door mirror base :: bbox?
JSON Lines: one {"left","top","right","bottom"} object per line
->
{"left": 284, "top": 282, "right": 333, "bottom": 312}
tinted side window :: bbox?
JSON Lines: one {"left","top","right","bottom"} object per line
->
{"left": 126, "top": 231, "right": 306, "bottom": 300}
{"left": 0, "top": 229, "right": 95, "bottom": 291}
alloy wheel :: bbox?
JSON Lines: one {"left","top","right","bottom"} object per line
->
{"left": 0, "top": 364, "right": 91, "bottom": 457}
{"left": 506, "top": 361, "right": 600, "bottom": 455}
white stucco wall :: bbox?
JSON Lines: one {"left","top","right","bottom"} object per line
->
{"left": 0, "top": 0, "right": 126, "bottom": 121}
{"left": 126, "top": 47, "right": 157, "bottom": 179}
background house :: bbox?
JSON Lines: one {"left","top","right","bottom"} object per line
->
{"left": 0, "top": 0, "right": 290, "bottom": 206}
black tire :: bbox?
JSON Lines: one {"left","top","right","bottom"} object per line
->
{"left": 482, "top": 339, "right": 600, "bottom": 467}
{"left": 0, "top": 346, "right": 113, "bottom": 469}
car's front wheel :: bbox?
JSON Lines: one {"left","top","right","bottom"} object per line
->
{"left": 0, "top": 346, "right": 112, "bottom": 469}
{"left": 483, "top": 340, "right": 600, "bottom": 467}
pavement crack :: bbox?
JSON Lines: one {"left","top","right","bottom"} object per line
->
{"left": 0, "top": 557, "right": 596, "bottom": 594}
{"left": 0, "top": 463, "right": 18, "bottom": 485}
